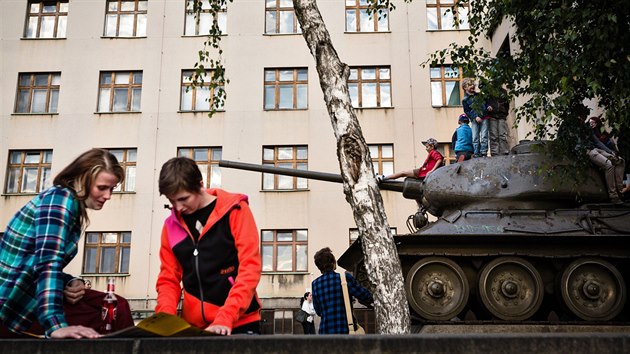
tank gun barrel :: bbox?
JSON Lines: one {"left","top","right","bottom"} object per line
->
{"left": 218, "top": 160, "right": 405, "bottom": 192}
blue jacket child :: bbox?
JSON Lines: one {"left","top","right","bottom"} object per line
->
{"left": 451, "top": 114, "right": 474, "bottom": 162}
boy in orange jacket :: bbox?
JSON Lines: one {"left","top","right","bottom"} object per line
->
{"left": 155, "top": 157, "right": 261, "bottom": 335}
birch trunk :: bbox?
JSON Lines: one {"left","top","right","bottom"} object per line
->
{"left": 292, "top": 0, "right": 410, "bottom": 334}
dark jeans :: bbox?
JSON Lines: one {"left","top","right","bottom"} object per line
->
{"left": 301, "top": 320, "right": 315, "bottom": 334}
{"left": 456, "top": 151, "right": 473, "bottom": 162}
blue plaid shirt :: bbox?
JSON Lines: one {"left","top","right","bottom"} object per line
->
{"left": 0, "top": 187, "right": 81, "bottom": 336}
{"left": 311, "top": 271, "right": 373, "bottom": 334}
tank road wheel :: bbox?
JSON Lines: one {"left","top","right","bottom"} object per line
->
{"left": 478, "top": 257, "right": 543, "bottom": 321}
{"left": 404, "top": 257, "right": 469, "bottom": 320}
{"left": 560, "top": 258, "right": 626, "bottom": 321}
{"left": 354, "top": 261, "right": 375, "bottom": 293}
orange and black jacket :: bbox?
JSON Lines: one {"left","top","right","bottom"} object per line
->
{"left": 155, "top": 189, "right": 261, "bottom": 330}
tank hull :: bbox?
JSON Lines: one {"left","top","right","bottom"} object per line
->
{"left": 340, "top": 224, "right": 629, "bottom": 324}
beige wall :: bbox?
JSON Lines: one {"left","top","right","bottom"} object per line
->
{"left": 1, "top": 1, "right": 512, "bottom": 311}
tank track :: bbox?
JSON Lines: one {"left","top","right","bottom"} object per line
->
{"left": 348, "top": 234, "right": 629, "bottom": 325}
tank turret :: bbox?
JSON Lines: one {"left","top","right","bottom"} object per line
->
{"left": 219, "top": 140, "right": 629, "bottom": 325}
{"left": 220, "top": 141, "right": 609, "bottom": 217}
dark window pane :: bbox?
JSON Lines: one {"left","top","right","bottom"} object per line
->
{"left": 99, "top": 247, "right": 116, "bottom": 273}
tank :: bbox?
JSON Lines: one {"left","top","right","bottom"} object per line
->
{"left": 219, "top": 140, "right": 629, "bottom": 324}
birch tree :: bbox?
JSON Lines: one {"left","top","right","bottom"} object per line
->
{"left": 292, "top": 0, "right": 410, "bottom": 334}
{"left": 191, "top": 0, "right": 410, "bottom": 333}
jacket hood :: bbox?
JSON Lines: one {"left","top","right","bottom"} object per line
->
{"left": 164, "top": 188, "right": 249, "bottom": 240}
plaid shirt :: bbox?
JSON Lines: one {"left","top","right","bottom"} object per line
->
{"left": 0, "top": 187, "right": 81, "bottom": 337}
{"left": 311, "top": 271, "right": 373, "bottom": 334}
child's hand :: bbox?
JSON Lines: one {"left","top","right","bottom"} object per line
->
{"left": 63, "top": 279, "right": 86, "bottom": 304}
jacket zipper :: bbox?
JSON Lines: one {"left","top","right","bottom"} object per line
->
{"left": 193, "top": 244, "right": 211, "bottom": 325}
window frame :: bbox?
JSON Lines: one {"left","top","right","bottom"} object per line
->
{"left": 263, "top": 68, "right": 308, "bottom": 110}
{"left": 348, "top": 66, "right": 392, "bottom": 108}
{"left": 4, "top": 150, "right": 53, "bottom": 195}
{"left": 436, "top": 142, "right": 456, "bottom": 166}
{"left": 262, "top": 145, "right": 308, "bottom": 191}
{"left": 430, "top": 65, "right": 464, "bottom": 107}
{"left": 180, "top": 70, "right": 224, "bottom": 112}
{"left": 82, "top": 231, "right": 132, "bottom": 274}
{"left": 350, "top": 227, "right": 396, "bottom": 245}
{"left": 177, "top": 147, "right": 223, "bottom": 188}
{"left": 368, "top": 144, "right": 394, "bottom": 176}
{"left": 24, "top": 0, "right": 69, "bottom": 39}
{"left": 103, "top": 0, "right": 148, "bottom": 37}
{"left": 14, "top": 72, "right": 61, "bottom": 114}
{"left": 274, "top": 310, "right": 295, "bottom": 334}
{"left": 107, "top": 148, "right": 137, "bottom": 192}
{"left": 426, "top": 0, "right": 470, "bottom": 31}
{"left": 261, "top": 229, "right": 308, "bottom": 273}
{"left": 97, "top": 71, "right": 143, "bottom": 113}
{"left": 184, "top": 0, "right": 227, "bottom": 36}
{"left": 345, "top": 0, "right": 389, "bottom": 33}
{"left": 264, "top": 0, "right": 301, "bottom": 35}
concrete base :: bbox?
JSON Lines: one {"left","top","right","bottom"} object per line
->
{"left": 1, "top": 333, "right": 629, "bottom": 354}
{"left": 419, "top": 324, "right": 630, "bottom": 334}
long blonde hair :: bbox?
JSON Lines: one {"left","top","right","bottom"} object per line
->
{"left": 53, "top": 149, "right": 125, "bottom": 226}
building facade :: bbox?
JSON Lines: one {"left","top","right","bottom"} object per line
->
{"left": 1, "top": 0, "right": 515, "bottom": 333}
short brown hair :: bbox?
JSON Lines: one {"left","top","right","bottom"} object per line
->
{"left": 314, "top": 247, "right": 336, "bottom": 273}
{"left": 158, "top": 156, "right": 203, "bottom": 196}
{"left": 53, "top": 148, "right": 125, "bottom": 226}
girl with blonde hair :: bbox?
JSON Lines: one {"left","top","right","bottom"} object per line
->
{"left": 0, "top": 149, "right": 132, "bottom": 338}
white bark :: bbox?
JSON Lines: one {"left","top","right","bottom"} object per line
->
{"left": 292, "top": 0, "right": 410, "bottom": 334}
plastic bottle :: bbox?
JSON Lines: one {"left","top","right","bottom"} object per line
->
{"left": 101, "top": 278, "right": 118, "bottom": 334}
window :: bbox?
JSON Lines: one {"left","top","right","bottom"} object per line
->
{"left": 349, "top": 67, "right": 392, "bottom": 108}
{"left": 24, "top": 1, "right": 68, "bottom": 38}
{"left": 180, "top": 70, "right": 224, "bottom": 112}
{"left": 368, "top": 144, "right": 394, "bottom": 176}
{"left": 345, "top": 0, "right": 388, "bottom": 32}
{"left": 430, "top": 65, "right": 463, "bottom": 107}
{"left": 184, "top": 0, "right": 227, "bottom": 36}
{"left": 5, "top": 150, "right": 52, "bottom": 194}
{"left": 104, "top": 0, "right": 147, "bottom": 37}
{"left": 261, "top": 229, "right": 308, "bottom": 272}
{"left": 265, "top": 0, "right": 301, "bottom": 34}
{"left": 350, "top": 227, "right": 396, "bottom": 245}
{"left": 108, "top": 148, "right": 137, "bottom": 192}
{"left": 275, "top": 310, "right": 295, "bottom": 334}
{"left": 426, "top": 0, "right": 470, "bottom": 30}
{"left": 264, "top": 68, "right": 308, "bottom": 110}
{"left": 83, "top": 232, "right": 132, "bottom": 274}
{"left": 436, "top": 142, "right": 455, "bottom": 165}
{"left": 262, "top": 146, "right": 307, "bottom": 190}
{"left": 15, "top": 72, "right": 60, "bottom": 114}
{"left": 177, "top": 147, "right": 222, "bottom": 188}
{"left": 97, "top": 71, "right": 142, "bottom": 112}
